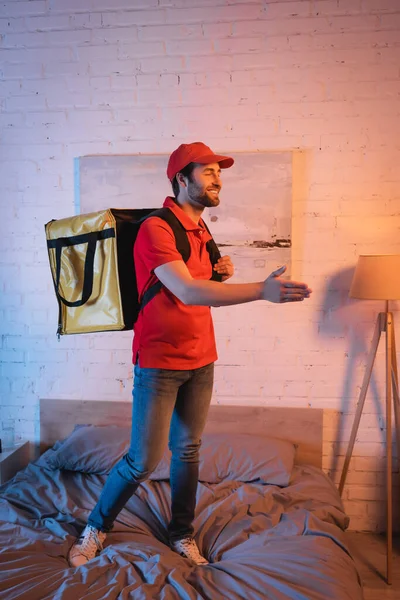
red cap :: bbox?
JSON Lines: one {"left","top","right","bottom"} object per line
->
{"left": 167, "top": 142, "right": 234, "bottom": 180}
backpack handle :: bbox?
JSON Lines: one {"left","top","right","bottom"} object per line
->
{"left": 47, "top": 229, "right": 115, "bottom": 308}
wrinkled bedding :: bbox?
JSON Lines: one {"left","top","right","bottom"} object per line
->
{"left": 0, "top": 438, "right": 363, "bottom": 600}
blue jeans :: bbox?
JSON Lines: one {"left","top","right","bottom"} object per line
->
{"left": 88, "top": 362, "right": 214, "bottom": 541}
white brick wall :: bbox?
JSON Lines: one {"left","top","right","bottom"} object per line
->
{"left": 1, "top": 0, "right": 400, "bottom": 532}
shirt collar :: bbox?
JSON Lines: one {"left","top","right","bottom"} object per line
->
{"left": 163, "top": 196, "right": 206, "bottom": 232}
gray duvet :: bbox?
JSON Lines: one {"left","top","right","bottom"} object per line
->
{"left": 0, "top": 438, "right": 363, "bottom": 600}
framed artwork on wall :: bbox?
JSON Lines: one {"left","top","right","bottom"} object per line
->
{"left": 75, "top": 151, "right": 292, "bottom": 280}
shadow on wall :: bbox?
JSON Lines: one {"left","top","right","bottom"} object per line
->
{"left": 319, "top": 265, "right": 386, "bottom": 478}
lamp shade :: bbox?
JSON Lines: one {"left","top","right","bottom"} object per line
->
{"left": 349, "top": 255, "right": 400, "bottom": 300}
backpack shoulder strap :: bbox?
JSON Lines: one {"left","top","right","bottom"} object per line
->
{"left": 155, "top": 210, "right": 223, "bottom": 281}
{"left": 140, "top": 209, "right": 224, "bottom": 312}
{"left": 147, "top": 207, "right": 191, "bottom": 262}
{"left": 202, "top": 219, "right": 224, "bottom": 283}
{"left": 139, "top": 207, "right": 191, "bottom": 311}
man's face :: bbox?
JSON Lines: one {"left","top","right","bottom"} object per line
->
{"left": 184, "top": 162, "right": 222, "bottom": 208}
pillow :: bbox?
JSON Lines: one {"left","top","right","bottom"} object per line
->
{"left": 199, "top": 432, "right": 295, "bottom": 486}
{"left": 44, "top": 425, "right": 170, "bottom": 479}
{"left": 45, "top": 425, "right": 295, "bottom": 486}
{"left": 46, "top": 425, "right": 135, "bottom": 474}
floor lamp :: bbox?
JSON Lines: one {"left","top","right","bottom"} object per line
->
{"left": 338, "top": 255, "right": 400, "bottom": 585}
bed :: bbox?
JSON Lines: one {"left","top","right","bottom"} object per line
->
{"left": 0, "top": 400, "right": 363, "bottom": 600}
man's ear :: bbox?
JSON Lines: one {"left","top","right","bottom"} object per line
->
{"left": 176, "top": 172, "right": 187, "bottom": 188}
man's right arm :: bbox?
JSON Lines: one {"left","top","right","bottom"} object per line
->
{"left": 154, "top": 261, "right": 311, "bottom": 306}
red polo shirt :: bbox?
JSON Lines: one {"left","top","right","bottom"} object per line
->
{"left": 132, "top": 197, "right": 218, "bottom": 369}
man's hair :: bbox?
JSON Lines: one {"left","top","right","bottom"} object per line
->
{"left": 171, "top": 162, "right": 197, "bottom": 197}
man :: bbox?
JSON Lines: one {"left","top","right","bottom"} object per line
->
{"left": 68, "top": 142, "right": 312, "bottom": 568}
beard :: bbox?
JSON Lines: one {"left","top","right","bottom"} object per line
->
{"left": 187, "top": 180, "right": 221, "bottom": 208}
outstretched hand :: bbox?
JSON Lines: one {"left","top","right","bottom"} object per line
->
{"left": 263, "top": 265, "right": 312, "bottom": 303}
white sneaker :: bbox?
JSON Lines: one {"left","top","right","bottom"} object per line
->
{"left": 68, "top": 525, "right": 106, "bottom": 567}
{"left": 170, "top": 537, "right": 209, "bottom": 565}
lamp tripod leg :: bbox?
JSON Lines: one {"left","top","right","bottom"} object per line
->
{"left": 390, "top": 318, "right": 400, "bottom": 587}
{"left": 339, "top": 314, "right": 383, "bottom": 497}
{"left": 385, "top": 313, "right": 393, "bottom": 586}
{"left": 390, "top": 323, "right": 400, "bottom": 475}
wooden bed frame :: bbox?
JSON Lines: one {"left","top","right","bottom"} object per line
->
{"left": 40, "top": 399, "right": 323, "bottom": 468}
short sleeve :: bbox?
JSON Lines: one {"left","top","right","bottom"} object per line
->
{"left": 134, "top": 216, "right": 183, "bottom": 273}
